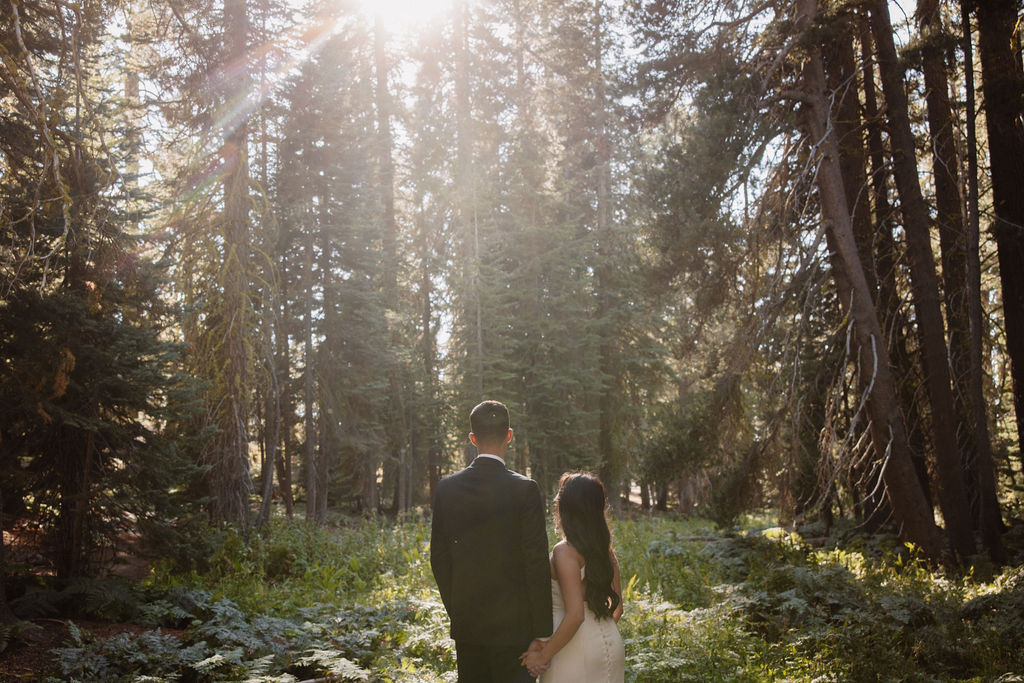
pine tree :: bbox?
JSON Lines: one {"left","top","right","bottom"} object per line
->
{"left": 0, "top": 0, "right": 206, "bottom": 580}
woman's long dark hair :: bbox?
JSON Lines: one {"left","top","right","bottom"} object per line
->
{"left": 555, "top": 472, "right": 620, "bottom": 619}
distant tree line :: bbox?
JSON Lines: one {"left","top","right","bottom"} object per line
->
{"left": 1, "top": 0, "right": 1022, "bottom": 606}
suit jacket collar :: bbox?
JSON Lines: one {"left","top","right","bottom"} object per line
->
{"left": 471, "top": 454, "right": 506, "bottom": 469}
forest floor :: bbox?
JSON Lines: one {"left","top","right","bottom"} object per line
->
{"left": 0, "top": 526, "right": 160, "bottom": 680}
{"left": 0, "top": 619, "right": 174, "bottom": 680}
{"left": 1, "top": 512, "right": 1023, "bottom": 681}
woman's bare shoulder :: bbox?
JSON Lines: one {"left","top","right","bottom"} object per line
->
{"left": 552, "top": 539, "right": 584, "bottom": 566}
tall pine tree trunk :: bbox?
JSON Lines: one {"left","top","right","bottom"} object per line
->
{"left": 868, "top": 0, "right": 975, "bottom": 560}
{"left": 919, "top": 0, "right": 972, "bottom": 449}
{"left": 276, "top": 281, "right": 295, "bottom": 517}
{"left": 210, "top": 0, "right": 253, "bottom": 528}
{"left": 417, "top": 202, "right": 442, "bottom": 499}
{"left": 375, "top": 16, "right": 407, "bottom": 513}
{"left": 124, "top": 0, "right": 143, "bottom": 236}
{"left": 919, "top": 0, "right": 993, "bottom": 535}
{"left": 454, "top": 0, "right": 483, "bottom": 405}
{"left": 920, "top": 0, "right": 1004, "bottom": 561}
{"left": 592, "top": 0, "right": 622, "bottom": 509}
{"left": 798, "top": 0, "right": 944, "bottom": 561}
{"left": 254, "top": 0, "right": 277, "bottom": 532}
{"left": 512, "top": 0, "right": 542, "bottom": 485}
{"left": 961, "top": 0, "right": 1005, "bottom": 561}
{"left": 303, "top": 220, "right": 318, "bottom": 522}
{"left": 859, "top": 12, "right": 933, "bottom": 513}
{"left": 975, "top": 0, "right": 1024, "bottom": 459}
{"left": 255, "top": 298, "right": 278, "bottom": 531}
{"left": 316, "top": 200, "right": 332, "bottom": 525}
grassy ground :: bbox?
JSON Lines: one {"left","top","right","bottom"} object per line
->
{"left": 7, "top": 510, "right": 1024, "bottom": 681}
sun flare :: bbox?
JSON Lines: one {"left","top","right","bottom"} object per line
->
{"left": 359, "top": 0, "right": 454, "bottom": 30}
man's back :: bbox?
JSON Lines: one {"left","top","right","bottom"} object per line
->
{"left": 431, "top": 457, "right": 552, "bottom": 647}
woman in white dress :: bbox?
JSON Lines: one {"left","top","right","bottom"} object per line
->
{"left": 520, "top": 472, "right": 625, "bottom": 682}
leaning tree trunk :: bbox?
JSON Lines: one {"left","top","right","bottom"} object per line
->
{"left": 975, "top": 0, "right": 1024, "bottom": 460}
{"left": 798, "top": 0, "right": 945, "bottom": 561}
{"left": 823, "top": 22, "right": 876, "bottom": 295}
{"left": 868, "top": 0, "right": 975, "bottom": 561}
{"left": 960, "top": 0, "right": 1005, "bottom": 562}
{"left": 822, "top": 18, "right": 890, "bottom": 529}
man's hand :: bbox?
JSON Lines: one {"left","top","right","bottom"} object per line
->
{"left": 520, "top": 639, "right": 550, "bottom": 677}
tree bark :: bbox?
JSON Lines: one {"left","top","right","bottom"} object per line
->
{"left": 919, "top": 0, "right": 972, "bottom": 450}
{"left": 0, "top": 487, "right": 17, "bottom": 624}
{"left": 858, "top": 12, "right": 933, "bottom": 515}
{"left": 375, "top": 16, "right": 398, "bottom": 299}
{"left": 823, "top": 16, "right": 892, "bottom": 530}
{"left": 255, "top": 401, "right": 275, "bottom": 532}
{"left": 416, "top": 200, "right": 442, "bottom": 501}
{"left": 975, "top": 0, "right": 1024, "bottom": 460}
{"left": 868, "top": 0, "right": 975, "bottom": 560}
{"left": 591, "top": 0, "right": 623, "bottom": 510}
{"left": 276, "top": 281, "right": 295, "bottom": 517}
{"left": 823, "top": 23, "right": 876, "bottom": 297}
{"left": 124, "top": 0, "right": 142, "bottom": 235}
{"left": 315, "top": 181, "right": 333, "bottom": 525}
{"left": 918, "top": 0, "right": 1002, "bottom": 556}
{"left": 256, "top": 255, "right": 281, "bottom": 529}
{"left": 960, "top": 0, "right": 1005, "bottom": 562}
{"left": 375, "top": 16, "right": 408, "bottom": 513}
{"left": 798, "top": 0, "right": 945, "bottom": 561}
{"left": 966, "top": 0, "right": 1015, "bottom": 561}
{"left": 303, "top": 211, "right": 318, "bottom": 522}
{"left": 454, "top": 0, "right": 484, "bottom": 400}
{"left": 208, "top": 0, "right": 253, "bottom": 529}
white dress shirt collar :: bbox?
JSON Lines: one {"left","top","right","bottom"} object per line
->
{"left": 475, "top": 453, "right": 505, "bottom": 465}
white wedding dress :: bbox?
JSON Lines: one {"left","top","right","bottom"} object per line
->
{"left": 540, "top": 567, "right": 625, "bottom": 682}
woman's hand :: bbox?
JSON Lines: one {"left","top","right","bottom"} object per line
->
{"left": 520, "top": 649, "right": 549, "bottom": 677}
{"left": 520, "top": 639, "right": 550, "bottom": 677}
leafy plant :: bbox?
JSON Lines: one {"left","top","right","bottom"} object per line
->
{"left": 30, "top": 513, "right": 1024, "bottom": 681}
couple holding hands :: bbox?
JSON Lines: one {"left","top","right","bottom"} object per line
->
{"left": 430, "top": 400, "right": 626, "bottom": 682}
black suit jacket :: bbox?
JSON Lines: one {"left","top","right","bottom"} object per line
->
{"left": 430, "top": 457, "right": 553, "bottom": 646}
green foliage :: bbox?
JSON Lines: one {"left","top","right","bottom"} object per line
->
{"left": 0, "top": 620, "right": 41, "bottom": 654}
{"left": 613, "top": 517, "right": 720, "bottom": 609}
{"left": 27, "top": 514, "right": 1024, "bottom": 681}
{"left": 11, "top": 577, "right": 144, "bottom": 622}
{"left": 0, "top": 286, "right": 208, "bottom": 579}
{"left": 49, "top": 621, "right": 204, "bottom": 683}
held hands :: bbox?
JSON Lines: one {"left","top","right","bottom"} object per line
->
{"left": 519, "top": 638, "right": 550, "bottom": 678}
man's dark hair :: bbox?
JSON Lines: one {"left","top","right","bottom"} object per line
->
{"left": 470, "top": 400, "right": 510, "bottom": 443}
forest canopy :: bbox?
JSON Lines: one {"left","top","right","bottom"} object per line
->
{"left": 1, "top": 0, "right": 1023, "bottom": 594}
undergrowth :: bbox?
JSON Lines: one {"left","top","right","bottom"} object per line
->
{"left": 11, "top": 511, "right": 1024, "bottom": 681}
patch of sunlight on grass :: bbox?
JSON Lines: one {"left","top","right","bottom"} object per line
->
{"left": 735, "top": 508, "right": 779, "bottom": 530}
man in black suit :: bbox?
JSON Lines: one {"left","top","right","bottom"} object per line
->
{"left": 430, "top": 400, "right": 553, "bottom": 682}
